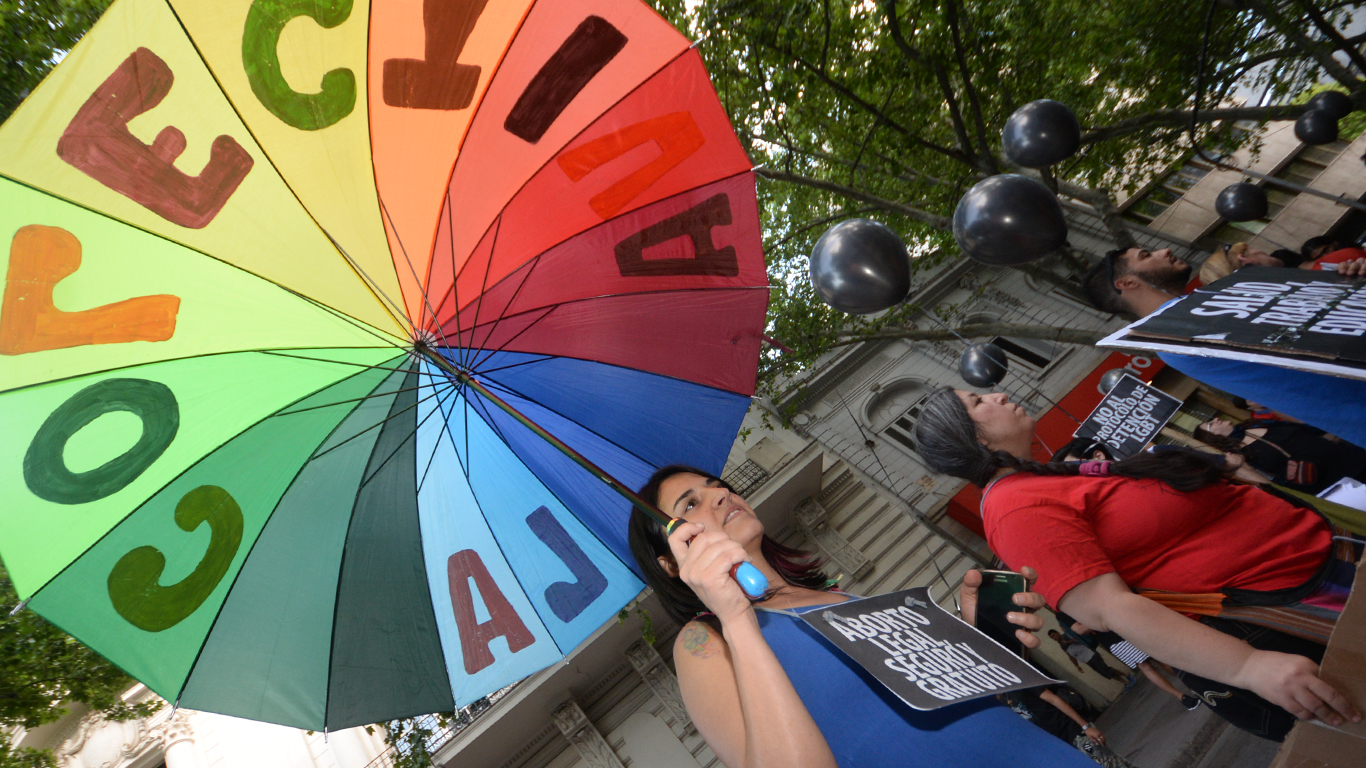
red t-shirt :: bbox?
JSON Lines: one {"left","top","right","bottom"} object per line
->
{"left": 1310, "top": 246, "right": 1366, "bottom": 270}
{"left": 982, "top": 473, "right": 1331, "bottom": 609}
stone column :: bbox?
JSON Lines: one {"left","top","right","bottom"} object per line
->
{"left": 625, "top": 640, "right": 695, "bottom": 736}
{"left": 551, "top": 700, "right": 625, "bottom": 768}
{"left": 159, "top": 711, "right": 198, "bottom": 768}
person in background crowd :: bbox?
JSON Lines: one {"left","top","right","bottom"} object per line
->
{"left": 1082, "top": 246, "right": 1366, "bottom": 448}
{"left": 1052, "top": 610, "right": 1197, "bottom": 710}
{"left": 1301, "top": 235, "right": 1366, "bottom": 270}
{"left": 1195, "top": 417, "right": 1366, "bottom": 495}
{"left": 1048, "top": 629, "right": 1131, "bottom": 683}
{"left": 998, "top": 682, "right": 1136, "bottom": 768}
{"left": 911, "top": 388, "right": 1362, "bottom": 740}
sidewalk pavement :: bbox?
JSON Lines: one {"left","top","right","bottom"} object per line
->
{"left": 1095, "top": 677, "right": 1280, "bottom": 768}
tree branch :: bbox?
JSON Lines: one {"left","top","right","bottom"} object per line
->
{"left": 945, "top": 0, "right": 998, "bottom": 172}
{"left": 1054, "top": 179, "right": 1137, "bottom": 250}
{"left": 881, "top": 0, "right": 981, "bottom": 168}
{"left": 752, "top": 36, "right": 972, "bottom": 165}
{"left": 1240, "top": 0, "right": 1362, "bottom": 89}
{"left": 833, "top": 322, "right": 1107, "bottom": 348}
{"left": 756, "top": 167, "right": 953, "bottom": 229}
{"left": 1080, "top": 102, "right": 1320, "bottom": 145}
{"left": 1295, "top": 0, "right": 1366, "bottom": 77}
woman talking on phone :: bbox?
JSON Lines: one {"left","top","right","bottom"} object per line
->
{"left": 910, "top": 388, "right": 1362, "bottom": 741}
{"left": 627, "top": 465, "right": 1094, "bottom": 768}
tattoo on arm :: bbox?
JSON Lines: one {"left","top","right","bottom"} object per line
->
{"left": 682, "top": 623, "right": 719, "bottom": 659}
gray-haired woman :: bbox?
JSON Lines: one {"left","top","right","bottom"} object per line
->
{"left": 910, "top": 387, "right": 1360, "bottom": 741}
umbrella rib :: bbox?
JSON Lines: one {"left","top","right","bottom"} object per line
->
{"left": 133, "top": 10, "right": 415, "bottom": 340}
{"left": 275, "top": 284, "right": 412, "bottom": 351}
{"left": 309, "top": 384, "right": 449, "bottom": 464}
{"left": 460, "top": 215, "right": 504, "bottom": 371}
{"left": 443, "top": 195, "right": 468, "bottom": 371}
{"left": 461, "top": 354, "right": 557, "bottom": 378}
{"left": 357, "top": 381, "right": 457, "bottom": 490}
{"left": 14, "top": 360, "right": 395, "bottom": 603}
{"left": 378, "top": 196, "right": 456, "bottom": 351}
{"left": 460, "top": 389, "right": 646, "bottom": 597}
{"left": 273, "top": 384, "right": 432, "bottom": 417}
{"left": 416, "top": 379, "right": 462, "bottom": 493}
{"left": 450, "top": 285, "right": 770, "bottom": 341}
{"left": 259, "top": 350, "right": 445, "bottom": 378}
{"left": 463, "top": 306, "right": 556, "bottom": 371}
{"left": 474, "top": 372, "right": 659, "bottom": 471}
{"left": 465, "top": 253, "right": 543, "bottom": 373}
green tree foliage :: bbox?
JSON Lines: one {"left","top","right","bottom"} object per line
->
{"left": 648, "top": 0, "right": 1365, "bottom": 402}
{"left": 0, "top": 0, "right": 112, "bottom": 122}
{"left": 1, "top": 566, "right": 157, "bottom": 768}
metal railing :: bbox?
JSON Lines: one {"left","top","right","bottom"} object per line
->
{"left": 362, "top": 682, "right": 520, "bottom": 768}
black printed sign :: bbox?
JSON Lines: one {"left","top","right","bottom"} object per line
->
{"left": 1073, "top": 374, "right": 1181, "bottom": 459}
{"left": 1098, "top": 268, "right": 1366, "bottom": 380}
{"left": 798, "top": 587, "right": 1057, "bottom": 711}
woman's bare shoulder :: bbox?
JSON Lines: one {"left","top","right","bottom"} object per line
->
{"left": 674, "top": 618, "right": 729, "bottom": 662}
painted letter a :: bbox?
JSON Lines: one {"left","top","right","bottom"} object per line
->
{"left": 447, "top": 549, "right": 535, "bottom": 673}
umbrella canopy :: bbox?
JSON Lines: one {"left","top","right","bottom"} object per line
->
{"left": 0, "top": 0, "right": 767, "bottom": 731}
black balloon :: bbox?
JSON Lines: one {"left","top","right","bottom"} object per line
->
{"left": 1098, "top": 367, "right": 1135, "bottom": 395}
{"left": 953, "top": 174, "right": 1068, "bottom": 265}
{"left": 1295, "top": 109, "right": 1339, "bottom": 145}
{"left": 1001, "top": 100, "right": 1082, "bottom": 168}
{"left": 1308, "top": 90, "right": 1354, "bottom": 120}
{"left": 1214, "top": 182, "right": 1268, "bottom": 222}
{"left": 960, "top": 343, "right": 1009, "bottom": 388}
{"left": 809, "top": 218, "right": 912, "bottom": 315}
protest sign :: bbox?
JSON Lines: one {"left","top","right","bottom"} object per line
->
{"left": 1073, "top": 374, "right": 1181, "bottom": 458}
{"left": 797, "top": 587, "right": 1057, "bottom": 711}
{"left": 1097, "top": 267, "right": 1366, "bottom": 381}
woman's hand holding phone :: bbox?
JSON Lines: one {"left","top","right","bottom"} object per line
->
{"left": 961, "top": 566, "right": 1046, "bottom": 649}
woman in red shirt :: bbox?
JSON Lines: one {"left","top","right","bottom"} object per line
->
{"left": 909, "top": 387, "right": 1360, "bottom": 738}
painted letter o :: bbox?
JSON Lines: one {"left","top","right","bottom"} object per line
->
{"left": 24, "top": 378, "right": 179, "bottom": 504}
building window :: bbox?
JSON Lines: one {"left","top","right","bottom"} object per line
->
{"left": 1208, "top": 141, "right": 1349, "bottom": 244}
{"left": 1123, "top": 156, "right": 1216, "bottom": 225}
{"left": 723, "top": 459, "right": 770, "bottom": 497}
{"left": 991, "top": 336, "right": 1055, "bottom": 371}
{"left": 866, "top": 380, "right": 927, "bottom": 454}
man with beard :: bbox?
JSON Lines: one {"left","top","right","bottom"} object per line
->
{"left": 1081, "top": 247, "right": 1366, "bottom": 448}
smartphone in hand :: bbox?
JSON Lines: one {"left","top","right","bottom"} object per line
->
{"left": 975, "top": 570, "right": 1028, "bottom": 655}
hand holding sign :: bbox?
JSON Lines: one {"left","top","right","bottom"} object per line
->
{"left": 801, "top": 587, "right": 1058, "bottom": 711}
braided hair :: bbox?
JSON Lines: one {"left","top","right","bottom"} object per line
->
{"left": 911, "top": 387, "right": 1228, "bottom": 491}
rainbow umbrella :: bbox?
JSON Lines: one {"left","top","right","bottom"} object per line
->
{"left": 0, "top": 0, "right": 767, "bottom": 730}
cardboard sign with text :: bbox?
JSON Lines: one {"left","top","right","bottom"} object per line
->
{"left": 797, "top": 587, "right": 1057, "bottom": 711}
{"left": 1098, "top": 268, "right": 1366, "bottom": 381}
{"left": 1073, "top": 374, "right": 1182, "bottom": 459}
{"left": 1270, "top": 554, "right": 1366, "bottom": 768}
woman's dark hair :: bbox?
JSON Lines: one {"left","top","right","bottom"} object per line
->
{"left": 910, "top": 387, "right": 1228, "bottom": 491}
{"left": 627, "top": 464, "right": 832, "bottom": 627}
{"left": 1193, "top": 424, "right": 1247, "bottom": 453}
{"left": 1270, "top": 248, "right": 1305, "bottom": 269}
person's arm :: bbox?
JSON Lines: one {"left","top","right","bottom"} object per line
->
{"left": 1037, "top": 689, "right": 1105, "bottom": 746}
{"left": 668, "top": 522, "right": 837, "bottom": 768}
{"left": 1058, "top": 572, "right": 1361, "bottom": 726}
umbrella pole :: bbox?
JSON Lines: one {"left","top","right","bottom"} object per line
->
{"left": 417, "top": 346, "right": 769, "bottom": 598}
